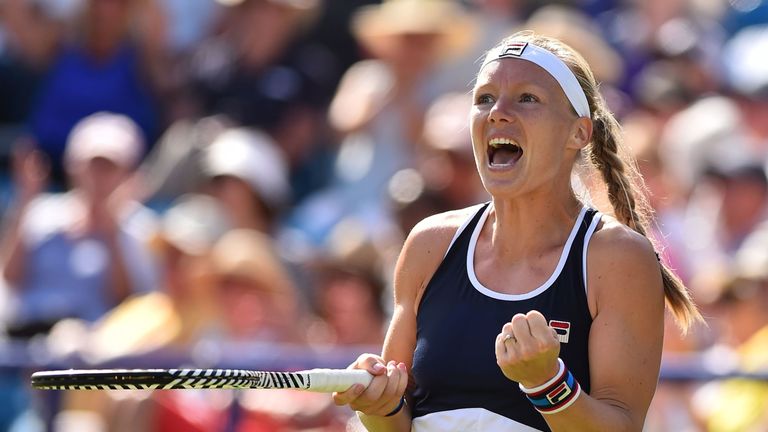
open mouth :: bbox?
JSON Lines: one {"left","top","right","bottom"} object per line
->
{"left": 488, "top": 138, "right": 523, "bottom": 167}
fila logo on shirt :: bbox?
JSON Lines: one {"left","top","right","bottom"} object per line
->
{"left": 549, "top": 320, "right": 571, "bottom": 343}
{"left": 500, "top": 42, "right": 528, "bottom": 58}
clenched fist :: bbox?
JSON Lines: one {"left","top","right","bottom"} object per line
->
{"left": 495, "top": 310, "right": 561, "bottom": 389}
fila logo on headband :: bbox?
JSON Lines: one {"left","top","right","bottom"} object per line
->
{"left": 500, "top": 42, "right": 528, "bottom": 58}
{"left": 549, "top": 320, "right": 571, "bottom": 343}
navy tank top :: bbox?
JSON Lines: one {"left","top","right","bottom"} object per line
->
{"left": 411, "top": 203, "right": 601, "bottom": 431}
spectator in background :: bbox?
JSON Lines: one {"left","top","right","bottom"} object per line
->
{"left": 48, "top": 193, "right": 232, "bottom": 432}
{"left": 432, "top": 0, "right": 528, "bottom": 93}
{"left": 82, "top": 193, "right": 230, "bottom": 362}
{"left": 419, "top": 91, "right": 486, "bottom": 210}
{"left": 164, "top": 229, "right": 338, "bottom": 432}
{"left": 523, "top": 5, "right": 628, "bottom": 113}
{"left": 0, "top": 112, "right": 158, "bottom": 339}
{"left": 307, "top": 254, "right": 388, "bottom": 347}
{"left": 288, "top": 0, "right": 477, "bottom": 246}
{"left": 2, "top": 0, "right": 168, "bottom": 184}
{"left": 209, "top": 229, "right": 305, "bottom": 343}
{"left": 660, "top": 91, "right": 768, "bottom": 302}
{"left": 177, "top": 0, "right": 337, "bottom": 200}
{"left": 201, "top": 128, "right": 291, "bottom": 234}
{"left": 691, "top": 223, "right": 768, "bottom": 432}
{"left": 139, "top": 123, "right": 292, "bottom": 233}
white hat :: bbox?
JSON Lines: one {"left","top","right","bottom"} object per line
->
{"left": 203, "top": 128, "right": 290, "bottom": 210}
{"left": 351, "top": 0, "right": 477, "bottom": 61}
{"left": 65, "top": 112, "right": 144, "bottom": 168}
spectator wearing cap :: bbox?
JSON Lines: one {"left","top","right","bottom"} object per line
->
{"left": 0, "top": 112, "right": 159, "bottom": 339}
{"left": 202, "top": 127, "right": 291, "bottom": 234}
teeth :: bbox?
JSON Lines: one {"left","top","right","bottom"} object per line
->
{"left": 488, "top": 138, "right": 519, "bottom": 148}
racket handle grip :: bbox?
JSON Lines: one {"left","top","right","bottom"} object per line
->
{"left": 305, "top": 368, "right": 374, "bottom": 392}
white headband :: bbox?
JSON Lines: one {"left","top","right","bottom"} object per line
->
{"left": 481, "top": 41, "right": 591, "bottom": 118}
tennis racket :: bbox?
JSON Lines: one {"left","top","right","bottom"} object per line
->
{"left": 31, "top": 368, "right": 373, "bottom": 392}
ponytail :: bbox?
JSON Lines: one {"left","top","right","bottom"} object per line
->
{"left": 588, "top": 103, "right": 702, "bottom": 331}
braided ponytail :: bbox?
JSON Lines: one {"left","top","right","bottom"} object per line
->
{"left": 498, "top": 31, "right": 702, "bottom": 330}
{"left": 588, "top": 103, "right": 702, "bottom": 330}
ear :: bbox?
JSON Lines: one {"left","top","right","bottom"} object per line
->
{"left": 566, "top": 117, "right": 593, "bottom": 150}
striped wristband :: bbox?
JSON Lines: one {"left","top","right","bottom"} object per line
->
{"left": 519, "top": 358, "right": 581, "bottom": 414}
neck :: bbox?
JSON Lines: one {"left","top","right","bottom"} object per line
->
{"left": 486, "top": 192, "right": 583, "bottom": 263}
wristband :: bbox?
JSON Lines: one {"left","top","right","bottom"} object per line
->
{"left": 384, "top": 396, "right": 406, "bottom": 417}
{"left": 519, "top": 358, "right": 581, "bottom": 414}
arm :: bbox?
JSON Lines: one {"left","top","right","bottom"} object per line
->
{"left": 328, "top": 60, "right": 392, "bottom": 134}
{"left": 0, "top": 0, "right": 61, "bottom": 68}
{"left": 334, "top": 211, "right": 469, "bottom": 431}
{"left": 132, "top": 0, "right": 174, "bottom": 97}
{"left": 1, "top": 146, "right": 49, "bottom": 288}
{"left": 496, "top": 222, "right": 665, "bottom": 431}
{"left": 86, "top": 179, "right": 149, "bottom": 305}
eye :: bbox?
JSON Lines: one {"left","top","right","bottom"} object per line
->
{"left": 519, "top": 93, "right": 539, "bottom": 103}
{"left": 475, "top": 93, "right": 495, "bottom": 105}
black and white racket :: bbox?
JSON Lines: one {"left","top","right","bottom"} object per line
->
{"left": 31, "top": 368, "right": 372, "bottom": 392}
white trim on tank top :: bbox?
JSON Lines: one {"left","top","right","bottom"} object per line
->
{"left": 444, "top": 203, "right": 489, "bottom": 258}
{"left": 466, "top": 204, "right": 588, "bottom": 301}
{"left": 582, "top": 212, "right": 602, "bottom": 294}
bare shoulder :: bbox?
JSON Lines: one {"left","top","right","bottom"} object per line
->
{"left": 395, "top": 204, "right": 485, "bottom": 303}
{"left": 587, "top": 215, "right": 664, "bottom": 306}
{"left": 590, "top": 215, "right": 658, "bottom": 267}
{"left": 406, "top": 205, "right": 482, "bottom": 252}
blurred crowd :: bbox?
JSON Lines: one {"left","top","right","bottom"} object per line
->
{"left": 0, "top": 0, "right": 766, "bottom": 430}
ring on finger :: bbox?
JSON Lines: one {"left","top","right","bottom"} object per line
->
{"left": 503, "top": 333, "right": 517, "bottom": 344}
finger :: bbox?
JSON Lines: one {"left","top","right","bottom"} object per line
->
{"left": 495, "top": 332, "right": 507, "bottom": 358}
{"left": 356, "top": 371, "right": 389, "bottom": 411}
{"left": 511, "top": 313, "right": 533, "bottom": 344}
{"left": 332, "top": 383, "right": 366, "bottom": 406}
{"left": 395, "top": 362, "right": 409, "bottom": 398}
{"left": 369, "top": 361, "right": 405, "bottom": 413}
{"left": 526, "top": 310, "right": 554, "bottom": 343}
{"left": 501, "top": 322, "right": 517, "bottom": 344}
{"left": 355, "top": 355, "right": 388, "bottom": 376}
{"left": 382, "top": 362, "right": 410, "bottom": 414}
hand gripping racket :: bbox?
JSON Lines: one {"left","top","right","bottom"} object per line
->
{"left": 31, "top": 368, "right": 373, "bottom": 392}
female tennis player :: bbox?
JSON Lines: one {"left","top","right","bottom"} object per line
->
{"left": 332, "top": 31, "right": 701, "bottom": 431}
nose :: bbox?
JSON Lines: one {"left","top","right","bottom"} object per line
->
{"left": 488, "top": 97, "right": 515, "bottom": 124}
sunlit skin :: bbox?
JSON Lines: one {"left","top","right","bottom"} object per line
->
{"left": 470, "top": 59, "right": 593, "bottom": 286}
{"left": 471, "top": 59, "right": 590, "bottom": 202}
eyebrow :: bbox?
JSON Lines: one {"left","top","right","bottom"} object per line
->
{"left": 473, "top": 79, "right": 551, "bottom": 96}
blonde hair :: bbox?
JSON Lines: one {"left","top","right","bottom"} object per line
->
{"left": 487, "top": 31, "right": 702, "bottom": 330}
